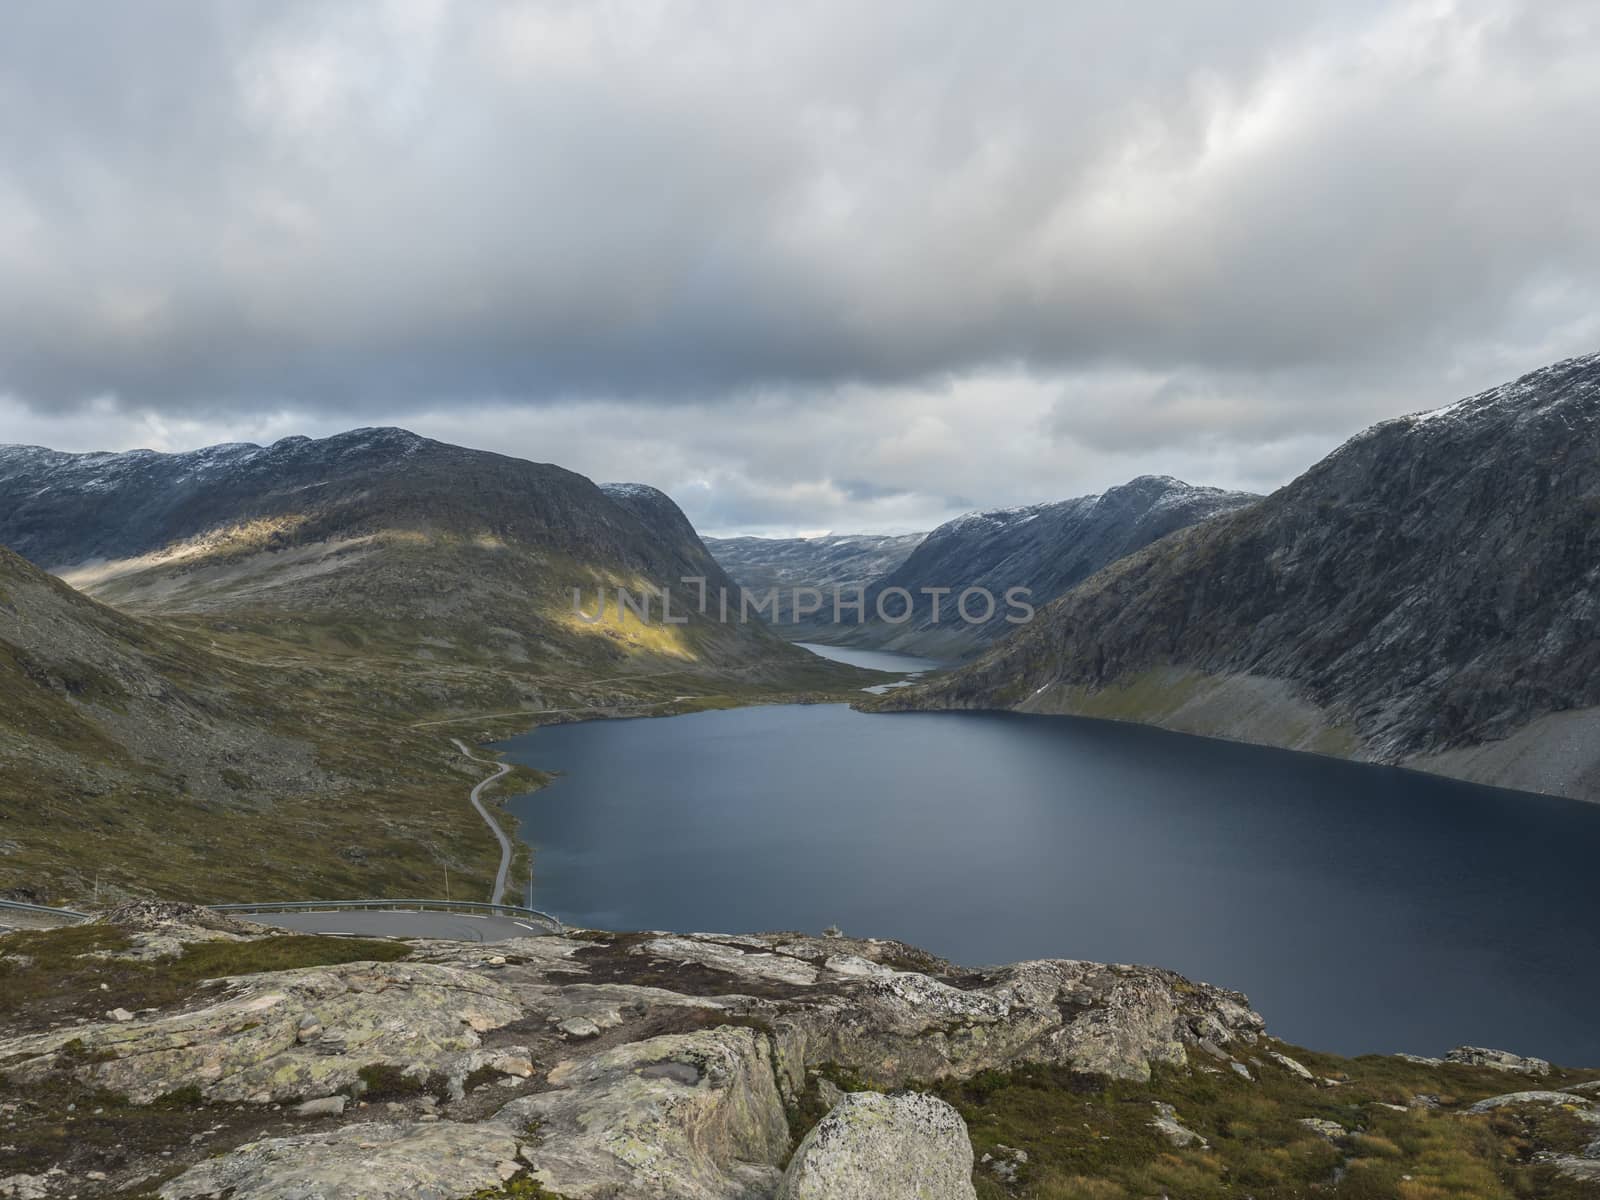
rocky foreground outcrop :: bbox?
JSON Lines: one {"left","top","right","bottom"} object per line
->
{"left": 8, "top": 908, "right": 1596, "bottom": 1198}
{"left": 0, "top": 909, "right": 1265, "bottom": 1199}
{"left": 0, "top": 959, "right": 523, "bottom": 1104}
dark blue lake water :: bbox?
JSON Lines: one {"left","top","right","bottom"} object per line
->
{"left": 499, "top": 704, "right": 1600, "bottom": 1063}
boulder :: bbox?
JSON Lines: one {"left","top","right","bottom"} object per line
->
{"left": 1467, "top": 1091, "right": 1597, "bottom": 1114}
{"left": 777, "top": 1091, "right": 977, "bottom": 1200}
{"left": 981, "top": 1143, "right": 1029, "bottom": 1184}
{"left": 1269, "top": 1051, "right": 1314, "bottom": 1080}
{"left": 293, "top": 1095, "right": 347, "bottom": 1118}
{"left": 504, "top": 1026, "right": 791, "bottom": 1199}
{"left": 0, "top": 1174, "right": 51, "bottom": 1200}
{"left": 1446, "top": 1046, "right": 1551, "bottom": 1075}
{"left": 1150, "top": 1100, "right": 1207, "bottom": 1148}
{"left": 1298, "top": 1117, "right": 1350, "bottom": 1142}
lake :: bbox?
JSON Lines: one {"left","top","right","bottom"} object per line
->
{"left": 499, "top": 704, "right": 1600, "bottom": 1063}
{"left": 789, "top": 641, "right": 947, "bottom": 675}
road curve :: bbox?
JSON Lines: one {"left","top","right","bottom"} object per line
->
{"left": 451, "top": 738, "right": 515, "bottom": 906}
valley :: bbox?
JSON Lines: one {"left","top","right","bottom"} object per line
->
{"left": 0, "top": 432, "right": 881, "bottom": 907}
{"left": 3, "top": 355, "right": 1600, "bottom": 1200}
{"left": 6, "top": 12, "right": 1600, "bottom": 1196}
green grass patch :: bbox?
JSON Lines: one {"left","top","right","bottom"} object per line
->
{"left": 930, "top": 1043, "right": 1600, "bottom": 1200}
{"left": 0, "top": 925, "right": 409, "bottom": 1026}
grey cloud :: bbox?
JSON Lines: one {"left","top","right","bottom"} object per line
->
{"left": 4, "top": 1, "right": 1598, "bottom": 412}
{"left": 1, "top": 1, "right": 1598, "bottom": 533}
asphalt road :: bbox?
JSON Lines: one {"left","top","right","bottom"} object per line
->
{"left": 450, "top": 738, "right": 515, "bottom": 905}
{"left": 241, "top": 909, "right": 548, "bottom": 942}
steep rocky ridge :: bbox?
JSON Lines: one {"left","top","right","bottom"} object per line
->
{"left": 872, "top": 353, "right": 1600, "bottom": 801}
{"left": 796, "top": 476, "right": 1257, "bottom": 659}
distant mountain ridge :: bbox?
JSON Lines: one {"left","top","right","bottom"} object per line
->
{"left": 0, "top": 428, "right": 830, "bottom": 684}
{"left": 702, "top": 532, "right": 927, "bottom": 623}
{"left": 792, "top": 476, "right": 1258, "bottom": 658}
{"left": 0, "top": 429, "right": 702, "bottom": 578}
{"left": 873, "top": 352, "right": 1600, "bottom": 802}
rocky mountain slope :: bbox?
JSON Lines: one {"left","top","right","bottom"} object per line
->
{"left": 0, "top": 542, "right": 560, "bottom": 906}
{"left": 0, "top": 432, "right": 876, "bottom": 904}
{"left": 0, "top": 429, "right": 855, "bottom": 695}
{"left": 704, "top": 532, "right": 927, "bottom": 622}
{"left": 2, "top": 905, "right": 1595, "bottom": 1199}
{"left": 873, "top": 353, "right": 1600, "bottom": 801}
{"left": 800, "top": 477, "right": 1257, "bottom": 658}
{"left": 0, "top": 543, "right": 315, "bottom": 820}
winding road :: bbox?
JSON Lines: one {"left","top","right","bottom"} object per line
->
{"left": 450, "top": 738, "right": 515, "bottom": 906}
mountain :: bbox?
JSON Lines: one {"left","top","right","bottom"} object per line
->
{"left": 702, "top": 532, "right": 927, "bottom": 623}
{"left": 0, "top": 542, "right": 329, "bottom": 900}
{"left": 0, "top": 430, "right": 874, "bottom": 903}
{"left": 798, "top": 476, "right": 1258, "bottom": 659}
{"left": 873, "top": 353, "right": 1600, "bottom": 801}
{"left": 0, "top": 543, "right": 297, "bottom": 789}
{"left": 0, "top": 429, "right": 842, "bottom": 691}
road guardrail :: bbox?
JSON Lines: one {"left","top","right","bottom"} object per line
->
{"left": 208, "top": 898, "right": 565, "bottom": 936}
{"left": 0, "top": 899, "right": 91, "bottom": 924}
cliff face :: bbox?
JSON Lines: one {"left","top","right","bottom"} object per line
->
{"left": 795, "top": 476, "right": 1257, "bottom": 659}
{"left": 874, "top": 353, "right": 1600, "bottom": 801}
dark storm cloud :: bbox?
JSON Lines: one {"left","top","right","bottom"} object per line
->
{"left": 1, "top": 1, "right": 1598, "bottom": 532}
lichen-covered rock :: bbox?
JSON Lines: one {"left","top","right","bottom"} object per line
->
{"left": 0, "top": 1172, "right": 53, "bottom": 1200}
{"left": 1298, "top": 1117, "right": 1351, "bottom": 1142}
{"left": 1270, "top": 1051, "right": 1314, "bottom": 1080}
{"left": 503, "top": 1025, "right": 791, "bottom": 1199}
{"left": 777, "top": 1091, "right": 977, "bottom": 1200}
{"left": 1447, "top": 1046, "right": 1552, "bottom": 1075}
{"left": 91, "top": 901, "right": 271, "bottom": 961}
{"left": 0, "top": 961, "right": 521, "bottom": 1104}
{"left": 630, "top": 936, "right": 820, "bottom": 986}
{"left": 1150, "top": 1101, "right": 1207, "bottom": 1148}
{"left": 775, "top": 954, "right": 1263, "bottom": 1086}
{"left": 158, "top": 1118, "right": 525, "bottom": 1199}
{"left": 1467, "top": 1091, "right": 1597, "bottom": 1114}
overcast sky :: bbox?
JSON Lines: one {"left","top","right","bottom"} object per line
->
{"left": 2, "top": 1, "right": 1597, "bottom": 535}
